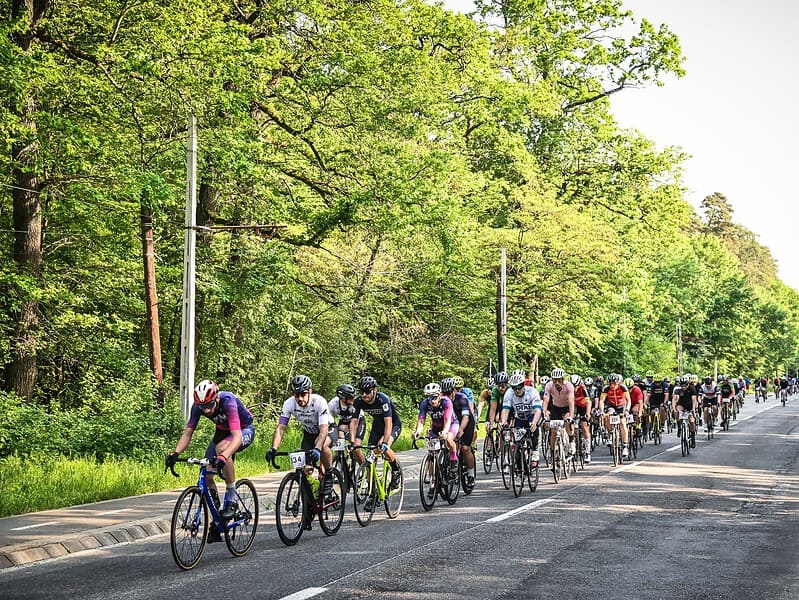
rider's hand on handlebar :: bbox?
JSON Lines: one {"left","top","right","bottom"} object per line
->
{"left": 164, "top": 452, "right": 179, "bottom": 471}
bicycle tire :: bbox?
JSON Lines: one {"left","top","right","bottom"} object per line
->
{"left": 552, "top": 442, "right": 560, "bottom": 483}
{"left": 526, "top": 443, "right": 540, "bottom": 492}
{"left": 352, "top": 462, "right": 375, "bottom": 527}
{"left": 419, "top": 455, "right": 437, "bottom": 511}
{"left": 483, "top": 432, "right": 495, "bottom": 474}
{"left": 170, "top": 486, "right": 207, "bottom": 570}
{"left": 333, "top": 453, "right": 351, "bottom": 492}
{"left": 460, "top": 448, "right": 476, "bottom": 495}
{"left": 275, "top": 472, "right": 306, "bottom": 546}
{"left": 511, "top": 446, "right": 524, "bottom": 497}
{"left": 561, "top": 438, "right": 570, "bottom": 479}
{"left": 444, "top": 456, "right": 460, "bottom": 505}
{"left": 500, "top": 443, "right": 512, "bottom": 490}
{"left": 384, "top": 461, "right": 404, "bottom": 518}
{"left": 318, "top": 468, "right": 346, "bottom": 536}
{"left": 224, "top": 478, "right": 259, "bottom": 557}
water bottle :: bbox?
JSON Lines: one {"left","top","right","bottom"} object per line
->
{"left": 306, "top": 468, "right": 320, "bottom": 497}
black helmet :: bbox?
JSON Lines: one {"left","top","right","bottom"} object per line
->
{"left": 358, "top": 376, "right": 377, "bottom": 392}
{"left": 336, "top": 383, "right": 356, "bottom": 399}
{"left": 291, "top": 375, "right": 312, "bottom": 393}
{"left": 703, "top": 376, "right": 712, "bottom": 385}
{"left": 494, "top": 371, "right": 509, "bottom": 385}
{"left": 440, "top": 377, "right": 456, "bottom": 393}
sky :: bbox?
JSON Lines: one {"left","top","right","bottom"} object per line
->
{"left": 443, "top": 0, "right": 799, "bottom": 291}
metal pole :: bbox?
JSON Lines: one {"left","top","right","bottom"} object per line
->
{"left": 500, "top": 248, "right": 507, "bottom": 372}
{"left": 180, "top": 115, "right": 197, "bottom": 420}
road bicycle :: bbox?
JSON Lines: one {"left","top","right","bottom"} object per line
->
{"left": 547, "top": 419, "right": 570, "bottom": 482}
{"left": 351, "top": 444, "right": 405, "bottom": 525}
{"left": 167, "top": 457, "right": 258, "bottom": 570}
{"left": 648, "top": 408, "right": 663, "bottom": 445}
{"left": 268, "top": 449, "right": 345, "bottom": 546}
{"left": 482, "top": 422, "right": 502, "bottom": 474}
{"left": 780, "top": 387, "right": 789, "bottom": 406}
{"left": 414, "top": 435, "right": 459, "bottom": 510}
{"left": 677, "top": 411, "right": 692, "bottom": 457}
{"left": 509, "top": 425, "right": 540, "bottom": 496}
{"left": 720, "top": 398, "right": 732, "bottom": 431}
{"left": 704, "top": 407, "right": 716, "bottom": 440}
{"left": 457, "top": 437, "right": 477, "bottom": 495}
{"left": 606, "top": 411, "right": 625, "bottom": 466}
{"left": 627, "top": 414, "right": 642, "bottom": 460}
{"left": 331, "top": 436, "right": 356, "bottom": 492}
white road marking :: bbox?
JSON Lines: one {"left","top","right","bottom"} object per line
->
{"left": 10, "top": 521, "right": 59, "bottom": 531}
{"left": 486, "top": 498, "right": 554, "bottom": 523}
{"left": 278, "top": 588, "right": 327, "bottom": 600}
{"left": 97, "top": 509, "right": 131, "bottom": 516}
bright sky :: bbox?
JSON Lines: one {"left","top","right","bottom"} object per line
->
{"left": 444, "top": 0, "right": 799, "bottom": 291}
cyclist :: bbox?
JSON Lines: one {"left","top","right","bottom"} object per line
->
{"left": 447, "top": 377, "right": 476, "bottom": 485}
{"left": 476, "top": 376, "right": 494, "bottom": 433}
{"left": 672, "top": 375, "right": 697, "bottom": 448}
{"left": 328, "top": 383, "right": 365, "bottom": 446}
{"left": 718, "top": 375, "right": 735, "bottom": 422}
{"left": 166, "top": 379, "right": 255, "bottom": 540}
{"left": 266, "top": 375, "right": 336, "bottom": 500}
{"left": 486, "top": 371, "right": 510, "bottom": 428}
{"left": 571, "top": 373, "right": 592, "bottom": 464}
{"left": 599, "top": 373, "right": 631, "bottom": 458}
{"left": 537, "top": 375, "right": 550, "bottom": 396}
{"left": 542, "top": 368, "right": 576, "bottom": 456}
{"left": 779, "top": 375, "right": 790, "bottom": 401}
{"left": 647, "top": 373, "right": 669, "bottom": 434}
{"left": 499, "top": 371, "right": 544, "bottom": 463}
{"left": 349, "top": 375, "right": 402, "bottom": 489}
{"left": 626, "top": 376, "right": 644, "bottom": 433}
{"left": 413, "top": 382, "right": 459, "bottom": 479}
{"left": 698, "top": 376, "right": 719, "bottom": 431}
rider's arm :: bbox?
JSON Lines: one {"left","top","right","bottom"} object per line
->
{"left": 173, "top": 425, "right": 195, "bottom": 455}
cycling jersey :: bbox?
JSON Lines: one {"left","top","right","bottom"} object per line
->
{"left": 328, "top": 396, "right": 364, "bottom": 426}
{"left": 629, "top": 384, "right": 644, "bottom": 406}
{"left": 278, "top": 393, "right": 332, "bottom": 434}
{"left": 719, "top": 382, "right": 735, "bottom": 399}
{"left": 602, "top": 384, "right": 629, "bottom": 408}
{"left": 453, "top": 392, "right": 475, "bottom": 424}
{"left": 354, "top": 391, "right": 402, "bottom": 442}
{"left": 502, "top": 386, "right": 542, "bottom": 422}
{"left": 187, "top": 390, "right": 253, "bottom": 433}
{"left": 543, "top": 380, "right": 575, "bottom": 408}
{"left": 574, "top": 384, "right": 590, "bottom": 408}
{"left": 648, "top": 380, "right": 667, "bottom": 406}
{"left": 418, "top": 396, "right": 455, "bottom": 432}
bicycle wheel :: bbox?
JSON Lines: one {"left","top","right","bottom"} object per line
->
{"left": 275, "top": 472, "right": 306, "bottom": 546}
{"left": 352, "top": 462, "right": 375, "bottom": 527}
{"left": 552, "top": 442, "right": 560, "bottom": 483}
{"left": 170, "top": 486, "right": 208, "bottom": 570}
{"left": 629, "top": 427, "right": 638, "bottom": 459}
{"left": 526, "top": 443, "right": 540, "bottom": 492}
{"left": 224, "top": 478, "right": 258, "bottom": 557}
{"left": 384, "top": 461, "right": 404, "bottom": 518}
{"left": 442, "top": 456, "right": 460, "bottom": 505}
{"left": 653, "top": 414, "right": 662, "bottom": 445}
{"left": 561, "top": 439, "right": 570, "bottom": 479}
{"left": 460, "top": 448, "right": 476, "bottom": 495}
{"left": 483, "top": 431, "right": 495, "bottom": 474}
{"left": 333, "top": 453, "right": 351, "bottom": 492}
{"left": 500, "top": 443, "right": 512, "bottom": 490}
{"left": 680, "top": 427, "right": 688, "bottom": 457}
{"left": 576, "top": 437, "right": 585, "bottom": 471}
{"left": 318, "top": 468, "right": 345, "bottom": 536}
{"left": 419, "top": 455, "right": 437, "bottom": 511}
{"left": 509, "top": 445, "right": 523, "bottom": 497}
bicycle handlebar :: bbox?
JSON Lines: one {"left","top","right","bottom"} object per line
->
{"left": 165, "top": 456, "right": 211, "bottom": 478}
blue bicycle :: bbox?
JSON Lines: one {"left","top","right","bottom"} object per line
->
{"left": 167, "top": 457, "right": 259, "bottom": 570}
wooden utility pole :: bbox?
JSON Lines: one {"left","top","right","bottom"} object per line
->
{"left": 140, "top": 207, "right": 164, "bottom": 400}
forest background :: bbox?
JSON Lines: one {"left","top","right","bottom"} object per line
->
{"left": 2, "top": 0, "right": 798, "bottom": 515}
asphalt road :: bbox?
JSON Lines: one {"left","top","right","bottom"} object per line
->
{"left": 1, "top": 395, "right": 798, "bottom": 600}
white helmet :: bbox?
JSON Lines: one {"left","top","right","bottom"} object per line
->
{"left": 509, "top": 373, "right": 525, "bottom": 387}
{"left": 551, "top": 368, "right": 565, "bottom": 379}
{"left": 424, "top": 382, "right": 441, "bottom": 397}
{"left": 193, "top": 379, "right": 219, "bottom": 406}
{"left": 569, "top": 374, "right": 581, "bottom": 385}
{"left": 584, "top": 376, "right": 593, "bottom": 386}
{"left": 540, "top": 376, "right": 550, "bottom": 384}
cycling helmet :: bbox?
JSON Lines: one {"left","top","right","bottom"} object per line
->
{"left": 595, "top": 375, "right": 604, "bottom": 384}
{"left": 584, "top": 376, "right": 593, "bottom": 386}
{"left": 336, "top": 383, "right": 356, "bottom": 399}
{"left": 653, "top": 373, "right": 663, "bottom": 381}
{"left": 358, "top": 376, "right": 377, "bottom": 392}
{"left": 633, "top": 374, "right": 643, "bottom": 383}
{"left": 703, "top": 376, "right": 712, "bottom": 385}
{"left": 509, "top": 373, "right": 525, "bottom": 388}
{"left": 608, "top": 373, "right": 622, "bottom": 383}
{"left": 452, "top": 376, "right": 464, "bottom": 388}
{"left": 193, "top": 379, "right": 219, "bottom": 406}
{"left": 689, "top": 374, "right": 699, "bottom": 383}
{"left": 624, "top": 377, "right": 634, "bottom": 388}
{"left": 424, "top": 382, "right": 441, "bottom": 397}
{"left": 540, "top": 375, "right": 550, "bottom": 385}
{"left": 291, "top": 375, "right": 312, "bottom": 393}
{"left": 441, "top": 377, "right": 456, "bottom": 393}
{"left": 511, "top": 368, "right": 526, "bottom": 379}
{"left": 570, "top": 374, "right": 582, "bottom": 385}
{"left": 494, "top": 371, "right": 509, "bottom": 385}
{"left": 645, "top": 370, "right": 655, "bottom": 378}
{"left": 486, "top": 377, "right": 495, "bottom": 388}
{"left": 551, "top": 368, "right": 565, "bottom": 379}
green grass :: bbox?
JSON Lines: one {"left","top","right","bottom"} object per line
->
{"left": 0, "top": 425, "right": 427, "bottom": 517}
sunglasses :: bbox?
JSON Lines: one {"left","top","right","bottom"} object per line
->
{"left": 512, "top": 384, "right": 525, "bottom": 391}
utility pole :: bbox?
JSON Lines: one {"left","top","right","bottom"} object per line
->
{"left": 496, "top": 248, "right": 507, "bottom": 373}
{"left": 676, "top": 320, "right": 683, "bottom": 374}
{"left": 180, "top": 116, "right": 197, "bottom": 420}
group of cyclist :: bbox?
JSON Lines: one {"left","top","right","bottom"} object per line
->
{"left": 165, "top": 367, "right": 793, "bottom": 541}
